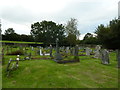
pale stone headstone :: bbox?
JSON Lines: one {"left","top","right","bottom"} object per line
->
{"left": 40, "top": 49, "right": 42, "bottom": 56}
{"left": 86, "top": 47, "right": 91, "bottom": 56}
{"left": 31, "top": 47, "right": 34, "bottom": 51}
{"left": 94, "top": 45, "right": 101, "bottom": 59}
{"left": 66, "top": 47, "right": 69, "bottom": 53}
{"left": 101, "top": 49, "right": 109, "bottom": 65}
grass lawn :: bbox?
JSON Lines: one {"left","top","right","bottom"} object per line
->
{"left": 0, "top": 40, "right": 43, "bottom": 44}
{"left": 2, "top": 51, "right": 118, "bottom": 88}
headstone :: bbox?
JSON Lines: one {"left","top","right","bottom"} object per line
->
{"left": 94, "top": 45, "right": 101, "bottom": 58}
{"left": 66, "top": 47, "right": 69, "bottom": 53}
{"left": 74, "top": 45, "right": 79, "bottom": 56}
{"left": 55, "top": 38, "right": 63, "bottom": 60}
{"left": 74, "top": 45, "right": 79, "bottom": 61}
{"left": 116, "top": 49, "right": 120, "bottom": 68}
{"left": 40, "top": 48, "right": 42, "bottom": 56}
{"left": 86, "top": 47, "right": 91, "bottom": 56}
{"left": 101, "top": 49, "right": 109, "bottom": 65}
{"left": 50, "top": 45, "right": 53, "bottom": 57}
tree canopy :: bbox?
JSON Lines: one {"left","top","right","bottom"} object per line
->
{"left": 30, "top": 20, "right": 65, "bottom": 45}
{"left": 95, "top": 18, "right": 120, "bottom": 49}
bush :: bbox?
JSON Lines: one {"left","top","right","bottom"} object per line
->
{"left": 7, "top": 50, "right": 24, "bottom": 55}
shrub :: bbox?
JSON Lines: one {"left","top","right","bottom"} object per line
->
{"left": 7, "top": 50, "right": 24, "bottom": 55}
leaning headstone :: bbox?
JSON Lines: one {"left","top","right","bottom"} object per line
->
{"left": 101, "top": 49, "right": 109, "bottom": 65}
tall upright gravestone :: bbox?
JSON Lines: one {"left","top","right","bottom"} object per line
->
{"left": 101, "top": 49, "right": 109, "bottom": 65}
{"left": 116, "top": 49, "right": 120, "bottom": 68}
{"left": 94, "top": 45, "right": 101, "bottom": 59}
{"left": 55, "top": 38, "right": 62, "bottom": 60}
{"left": 86, "top": 47, "right": 91, "bottom": 56}
{"left": 50, "top": 45, "right": 53, "bottom": 57}
{"left": 74, "top": 45, "right": 79, "bottom": 61}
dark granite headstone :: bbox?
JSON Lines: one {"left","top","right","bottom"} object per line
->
{"left": 55, "top": 38, "right": 63, "bottom": 60}
{"left": 50, "top": 45, "right": 53, "bottom": 57}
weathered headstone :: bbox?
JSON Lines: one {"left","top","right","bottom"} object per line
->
{"left": 66, "top": 47, "right": 69, "bottom": 53}
{"left": 101, "top": 49, "right": 109, "bottom": 65}
{"left": 86, "top": 47, "right": 91, "bottom": 56}
{"left": 55, "top": 38, "right": 63, "bottom": 60}
{"left": 116, "top": 49, "right": 120, "bottom": 68}
{"left": 74, "top": 45, "right": 79, "bottom": 61}
{"left": 94, "top": 45, "right": 101, "bottom": 58}
{"left": 50, "top": 45, "right": 53, "bottom": 57}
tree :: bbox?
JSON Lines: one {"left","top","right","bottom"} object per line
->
{"left": 4, "top": 28, "right": 19, "bottom": 41}
{"left": 4, "top": 28, "right": 15, "bottom": 35}
{"left": 95, "top": 19, "right": 120, "bottom": 49}
{"left": 95, "top": 18, "right": 120, "bottom": 68}
{"left": 82, "top": 33, "right": 98, "bottom": 45}
{"left": 65, "top": 18, "right": 80, "bottom": 46}
{"left": 30, "top": 20, "right": 65, "bottom": 45}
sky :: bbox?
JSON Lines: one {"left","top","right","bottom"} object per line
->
{"left": 0, "top": 0, "right": 119, "bottom": 40}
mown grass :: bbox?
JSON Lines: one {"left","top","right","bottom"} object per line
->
{"left": 2, "top": 51, "right": 118, "bottom": 88}
{"left": 0, "top": 40, "right": 43, "bottom": 44}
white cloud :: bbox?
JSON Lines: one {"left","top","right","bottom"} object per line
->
{"left": 0, "top": 0, "right": 119, "bottom": 35}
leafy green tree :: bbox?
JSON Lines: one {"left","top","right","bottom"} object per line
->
{"left": 65, "top": 18, "right": 80, "bottom": 46}
{"left": 82, "top": 33, "right": 99, "bottom": 45}
{"left": 30, "top": 20, "right": 65, "bottom": 45}
{"left": 4, "top": 28, "right": 15, "bottom": 35}
{"left": 95, "top": 19, "right": 120, "bottom": 49}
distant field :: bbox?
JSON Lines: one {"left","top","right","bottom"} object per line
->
{"left": 0, "top": 40, "right": 43, "bottom": 44}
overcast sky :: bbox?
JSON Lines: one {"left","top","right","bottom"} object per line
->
{"left": 0, "top": 0, "right": 119, "bottom": 39}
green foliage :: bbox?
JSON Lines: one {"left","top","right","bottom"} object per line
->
{"left": 4, "top": 28, "right": 15, "bottom": 35}
{"left": 95, "top": 19, "right": 120, "bottom": 49}
{"left": 82, "top": 33, "right": 99, "bottom": 45}
{"left": 7, "top": 50, "right": 24, "bottom": 55}
{"left": 65, "top": 18, "right": 80, "bottom": 46}
{"left": 30, "top": 20, "right": 65, "bottom": 45}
